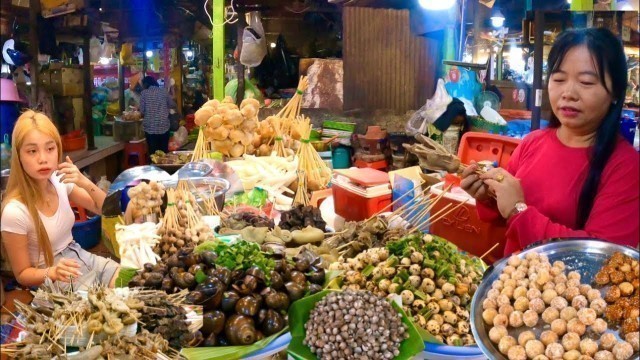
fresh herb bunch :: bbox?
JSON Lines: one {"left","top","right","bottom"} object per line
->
{"left": 196, "top": 240, "right": 276, "bottom": 283}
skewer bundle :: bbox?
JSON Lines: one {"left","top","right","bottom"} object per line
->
{"left": 201, "top": 185, "right": 221, "bottom": 216}
{"left": 190, "top": 126, "right": 211, "bottom": 162}
{"left": 294, "top": 117, "right": 331, "bottom": 191}
{"left": 293, "top": 170, "right": 311, "bottom": 206}
{"left": 276, "top": 76, "right": 309, "bottom": 129}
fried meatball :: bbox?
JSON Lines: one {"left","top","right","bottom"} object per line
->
{"left": 579, "top": 338, "right": 599, "bottom": 356}
{"left": 523, "top": 309, "right": 540, "bottom": 327}
{"left": 499, "top": 273, "right": 511, "bottom": 282}
{"left": 534, "top": 356, "right": 551, "bottom": 360}
{"left": 502, "top": 286, "right": 516, "bottom": 299}
{"left": 499, "top": 336, "right": 518, "bottom": 355}
{"left": 482, "top": 308, "right": 498, "bottom": 325}
{"left": 587, "top": 289, "right": 602, "bottom": 302}
{"left": 605, "top": 286, "right": 621, "bottom": 303}
{"left": 556, "top": 282, "right": 568, "bottom": 297}
{"left": 504, "top": 266, "right": 516, "bottom": 275}
{"left": 525, "top": 340, "right": 546, "bottom": 359}
{"left": 508, "top": 345, "right": 527, "bottom": 360}
{"left": 590, "top": 318, "right": 608, "bottom": 334}
{"left": 579, "top": 356, "right": 595, "bottom": 360}
{"left": 518, "top": 330, "right": 536, "bottom": 347}
{"left": 540, "top": 330, "right": 559, "bottom": 346}
{"left": 497, "top": 294, "right": 511, "bottom": 307}
{"left": 595, "top": 271, "right": 610, "bottom": 286}
{"left": 514, "top": 297, "right": 530, "bottom": 312}
{"left": 600, "top": 333, "right": 618, "bottom": 351}
{"left": 571, "top": 295, "right": 588, "bottom": 310}
{"left": 537, "top": 269, "right": 552, "bottom": 286}
{"left": 564, "top": 286, "right": 581, "bottom": 302}
{"left": 487, "top": 288, "right": 500, "bottom": 300}
{"left": 483, "top": 298, "right": 497, "bottom": 310}
{"left": 530, "top": 298, "right": 546, "bottom": 314}
{"left": 551, "top": 266, "right": 563, "bottom": 277}
{"left": 551, "top": 318, "right": 568, "bottom": 336}
{"left": 621, "top": 318, "right": 639, "bottom": 336}
{"left": 579, "top": 284, "right": 592, "bottom": 296}
{"left": 560, "top": 307, "right": 578, "bottom": 322}
{"left": 493, "top": 314, "right": 509, "bottom": 327}
{"left": 528, "top": 288, "right": 542, "bottom": 301}
{"left": 590, "top": 298, "right": 607, "bottom": 315}
{"left": 612, "top": 341, "right": 633, "bottom": 360}
{"left": 551, "top": 296, "right": 569, "bottom": 310}
{"left": 489, "top": 325, "right": 508, "bottom": 344}
{"left": 500, "top": 304, "right": 515, "bottom": 316}
{"left": 610, "top": 271, "right": 625, "bottom": 285}
{"left": 514, "top": 286, "right": 528, "bottom": 299}
{"left": 543, "top": 289, "right": 559, "bottom": 305}
{"left": 567, "top": 279, "right": 581, "bottom": 288}
{"left": 594, "top": 350, "right": 614, "bottom": 360}
{"left": 505, "top": 279, "right": 518, "bottom": 289}
{"left": 525, "top": 252, "right": 539, "bottom": 261}
{"left": 546, "top": 342, "right": 566, "bottom": 359}
{"left": 512, "top": 270, "right": 526, "bottom": 281}
{"left": 567, "top": 318, "right": 586, "bottom": 336}
{"left": 493, "top": 279, "right": 505, "bottom": 291}
{"left": 543, "top": 307, "right": 561, "bottom": 324}
{"left": 509, "top": 310, "right": 524, "bottom": 328}
{"left": 564, "top": 350, "right": 582, "bottom": 360}
{"left": 624, "top": 332, "right": 639, "bottom": 352}
{"left": 577, "top": 308, "right": 597, "bottom": 326}
{"left": 508, "top": 255, "right": 522, "bottom": 267}
{"left": 562, "top": 332, "right": 580, "bottom": 351}
{"left": 555, "top": 273, "right": 568, "bottom": 284}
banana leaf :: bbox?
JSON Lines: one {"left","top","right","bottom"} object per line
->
{"left": 322, "top": 269, "right": 343, "bottom": 289}
{"left": 287, "top": 290, "right": 424, "bottom": 360}
{"left": 114, "top": 267, "right": 138, "bottom": 288}
{"left": 181, "top": 327, "right": 288, "bottom": 360}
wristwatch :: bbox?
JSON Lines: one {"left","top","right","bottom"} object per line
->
{"left": 508, "top": 202, "right": 528, "bottom": 219}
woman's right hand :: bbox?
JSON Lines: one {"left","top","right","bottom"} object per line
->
{"left": 50, "top": 258, "right": 82, "bottom": 282}
{"left": 460, "top": 161, "right": 491, "bottom": 203}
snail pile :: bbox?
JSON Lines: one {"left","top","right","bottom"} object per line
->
{"left": 219, "top": 211, "right": 275, "bottom": 233}
{"left": 331, "top": 233, "right": 483, "bottom": 346}
{"left": 194, "top": 97, "right": 260, "bottom": 157}
{"left": 304, "top": 290, "right": 409, "bottom": 360}
{"left": 594, "top": 251, "right": 639, "bottom": 336}
{"left": 483, "top": 251, "right": 638, "bottom": 360}
{"left": 129, "top": 241, "right": 326, "bottom": 347}
{"left": 127, "top": 180, "right": 165, "bottom": 220}
{"left": 279, "top": 204, "right": 327, "bottom": 232}
{"left": 324, "top": 217, "right": 409, "bottom": 259}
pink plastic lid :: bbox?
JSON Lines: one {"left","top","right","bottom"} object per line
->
{"left": 333, "top": 168, "right": 390, "bottom": 187}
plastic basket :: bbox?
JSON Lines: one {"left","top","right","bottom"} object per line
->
{"left": 72, "top": 215, "right": 101, "bottom": 249}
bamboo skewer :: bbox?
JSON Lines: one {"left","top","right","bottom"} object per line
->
{"left": 191, "top": 127, "right": 208, "bottom": 162}
{"left": 480, "top": 242, "right": 501, "bottom": 260}
{"left": 294, "top": 117, "right": 331, "bottom": 191}
{"left": 293, "top": 170, "right": 310, "bottom": 206}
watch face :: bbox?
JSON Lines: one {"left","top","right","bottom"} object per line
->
{"left": 516, "top": 203, "right": 527, "bottom": 212}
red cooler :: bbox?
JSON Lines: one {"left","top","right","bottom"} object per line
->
{"left": 429, "top": 132, "right": 521, "bottom": 264}
{"left": 332, "top": 168, "right": 392, "bottom": 221}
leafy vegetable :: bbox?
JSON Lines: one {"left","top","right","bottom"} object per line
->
{"left": 196, "top": 240, "right": 276, "bottom": 284}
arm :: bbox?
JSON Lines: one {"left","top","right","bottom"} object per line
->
{"left": 506, "top": 158, "right": 639, "bottom": 249}
{"left": 1, "top": 232, "right": 82, "bottom": 287}
{"left": 58, "top": 156, "right": 106, "bottom": 215}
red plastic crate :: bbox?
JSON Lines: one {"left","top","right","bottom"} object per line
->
{"left": 429, "top": 132, "right": 521, "bottom": 264}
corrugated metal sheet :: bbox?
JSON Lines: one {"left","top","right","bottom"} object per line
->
{"left": 343, "top": 7, "right": 440, "bottom": 112}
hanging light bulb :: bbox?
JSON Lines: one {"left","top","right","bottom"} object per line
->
{"left": 491, "top": 9, "right": 505, "bottom": 28}
{"left": 418, "top": 0, "right": 456, "bottom": 10}
{"left": 99, "top": 57, "right": 110, "bottom": 65}
{"left": 146, "top": 50, "right": 153, "bottom": 58}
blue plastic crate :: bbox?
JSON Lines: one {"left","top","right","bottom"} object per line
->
{"left": 72, "top": 215, "right": 101, "bottom": 249}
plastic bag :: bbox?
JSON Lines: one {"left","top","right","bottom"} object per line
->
{"left": 89, "top": 36, "right": 101, "bottom": 64}
{"left": 406, "top": 79, "right": 452, "bottom": 135}
{"left": 97, "top": 176, "right": 111, "bottom": 194}
{"left": 224, "top": 78, "right": 264, "bottom": 103}
{"left": 239, "top": 12, "right": 267, "bottom": 67}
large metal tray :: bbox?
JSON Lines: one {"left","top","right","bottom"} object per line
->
{"left": 470, "top": 239, "right": 639, "bottom": 360}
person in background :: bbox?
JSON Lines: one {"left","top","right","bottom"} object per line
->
{"left": 461, "top": 28, "right": 639, "bottom": 254}
{"left": 1, "top": 110, "right": 120, "bottom": 289}
{"left": 139, "top": 75, "right": 174, "bottom": 154}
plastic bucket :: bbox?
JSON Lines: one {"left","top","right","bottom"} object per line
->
{"left": 72, "top": 215, "right": 101, "bottom": 249}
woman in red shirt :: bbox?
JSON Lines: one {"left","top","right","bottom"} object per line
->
{"left": 461, "top": 28, "right": 639, "bottom": 255}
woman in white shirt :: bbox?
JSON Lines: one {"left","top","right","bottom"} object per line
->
{"left": 1, "top": 110, "right": 120, "bottom": 289}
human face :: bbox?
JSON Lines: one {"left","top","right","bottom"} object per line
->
{"left": 19, "top": 130, "right": 59, "bottom": 181}
{"left": 548, "top": 45, "right": 613, "bottom": 136}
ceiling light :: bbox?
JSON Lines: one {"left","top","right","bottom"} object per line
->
{"left": 270, "top": 42, "right": 276, "bottom": 48}
{"left": 99, "top": 57, "right": 110, "bottom": 65}
{"left": 418, "top": 0, "right": 456, "bottom": 10}
{"left": 185, "top": 50, "right": 194, "bottom": 58}
{"left": 146, "top": 50, "right": 153, "bottom": 58}
{"left": 491, "top": 9, "right": 505, "bottom": 28}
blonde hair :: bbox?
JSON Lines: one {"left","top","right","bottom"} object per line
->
{"left": 1, "top": 110, "right": 63, "bottom": 267}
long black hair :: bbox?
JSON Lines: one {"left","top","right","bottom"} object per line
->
{"left": 547, "top": 28, "right": 628, "bottom": 229}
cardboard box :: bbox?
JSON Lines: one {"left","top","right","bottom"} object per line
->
{"left": 50, "top": 68, "right": 84, "bottom": 96}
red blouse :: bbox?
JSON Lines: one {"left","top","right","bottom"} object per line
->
{"left": 477, "top": 128, "right": 640, "bottom": 255}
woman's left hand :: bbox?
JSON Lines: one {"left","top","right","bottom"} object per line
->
{"left": 58, "top": 156, "right": 91, "bottom": 188}
{"left": 480, "top": 168, "right": 525, "bottom": 219}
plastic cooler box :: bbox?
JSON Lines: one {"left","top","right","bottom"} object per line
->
{"left": 332, "top": 168, "right": 392, "bottom": 221}
{"left": 428, "top": 132, "right": 521, "bottom": 264}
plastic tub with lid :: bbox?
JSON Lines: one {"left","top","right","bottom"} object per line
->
{"left": 332, "top": 168, "right": 392, "bottom": 221}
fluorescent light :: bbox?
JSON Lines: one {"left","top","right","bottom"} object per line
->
{"left": 616, "top": 0, "right": 634, "bottom": 10}
{"left": 270, "top": 42, "right": 276, "bottom": 48}
{"left": 185, "top": 50, "right": 194, "bottom": 58}
{"left": 146, "top": 50, "right": 153, "bottom": 58}
{"left": 491, "top": 9, "right": 505, "bottom": 28}
{"left": 418, "top": 0, "right": 456, "bottom": 10}
{"left": 99, "top": 57, "right": 110, "bottom": 65}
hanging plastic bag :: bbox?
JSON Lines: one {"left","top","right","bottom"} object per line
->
{"left": 406, "top": 79, "right": 452, "bottom": 135}
{"left": 89, "top": 36, "right": 101, "bottom": 64}
{"left": 120, "top": 43, "right": 133, "bottom": 65}
{"left": 239, "top": 12, "right": 267, "bottom": 67}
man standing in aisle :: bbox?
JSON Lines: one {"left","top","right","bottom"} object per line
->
{"left": 139, "top": 75, "right": 174, "bottom": 154}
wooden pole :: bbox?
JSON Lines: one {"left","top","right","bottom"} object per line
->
{"left": 83, "top": 34, "right": 96, "bottom": 150}
{"left": 118, "top": 52, "right": 125, "bottom": 112}
{"left": 235, "top": 9, "right": 246, "bottom": 104}
{"left": 531, "top": 10, "right": 544, "bottom": 131}
{"left": 28, "top": 0, "right": 40, "bottom": 105}
{"left": 212, "top": 0, "right": 225, "bottom": 100}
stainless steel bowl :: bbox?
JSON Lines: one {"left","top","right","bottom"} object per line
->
{"left": 173, "top": 161, "right": 213, "bottom": 179}
{"left": 470, "top": 239, "right": 639, "bottom": 360}
{"left": 161, "top": 176, "right": 230, "bottom": 211}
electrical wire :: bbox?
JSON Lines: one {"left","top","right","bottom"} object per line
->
{"left": 204, "top": 0, "right": 239, "bottom": 27}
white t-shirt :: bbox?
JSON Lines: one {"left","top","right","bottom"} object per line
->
{"left": 1, "top": 173, "right": 76, "bottom": 266}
